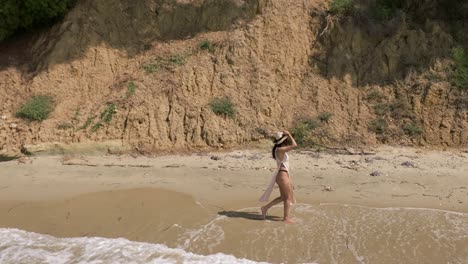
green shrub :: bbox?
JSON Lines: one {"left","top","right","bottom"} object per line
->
{"left": 318, "top": 112, "right": 333, "bottom": 122}
{"left": 303, "top": 118, "right": 321, "bottom": 130}
{"left": 79, "top": 116, "right": 95, "bottom": 130}
{"left": 141, "top": 54, "right": 187, "bottom": 73}
{"left": 198, "top": 40, "right": 215, "bottom": 53}
{"left": 91, "top": 121, "right": 103, "bottom": 132}
{"left": 403, "top": 122, "right": 423, "bottom": 136}
{"left": 292, "top": 123, "right": 311, "bottom": 146}
{"left": 390, "top": 100, "right": 414, "bottom": 120}
{"left": 292, "top": 117, "right": 322, "bottom": 146}
{"left": 141, "top": 63, "right": 160, "bottom": 73}
{"left": 329, "top": 0, "right": 355, "bottom": 15}
{"left": 453, "top": 46, "right": 466, "bottom": 65}
{"left": 80, "top": 104, "right": 116, "bottom": 132}
{"left": 452, "top": 46, "right": 468, "bottom": 90}
{"left": 210, "top": 97, "right": 236, "bottom": 118}
{"left": 0, "top": 0, "right": 76, "bottom": 41}
{"left": 126, "top": 81, "right": 136, "bottom": 98}
{"left": 169, "top": 54, "right": 186, "bottom": 65}
{"left": 369, "top": 118, "right": 388, "bottom": 134}
{"left": 100, "top": 103, "right": 116, "bottom": 124}
{"left": 371, "top": 0, "right": 404, "bottom": 21}
{"left": 16, "top": 95, "right": 54, "bottom": 121}
{"left": 455, "top": 97, "right": 468, "bottom": 110}
{"left": 373, "top": 103, "right": 390, "bottom": 116}
{"left": 366, "top": 91, "right": 385, "bottom": 103}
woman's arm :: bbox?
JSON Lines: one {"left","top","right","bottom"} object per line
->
{"left": 278, "top": 130, "right": 297, "bottom": 152}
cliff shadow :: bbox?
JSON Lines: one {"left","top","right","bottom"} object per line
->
{"left": 309, "top": 1, "right": 468, "bottom": 87}
{"left": 0, "top": 0, "right": 263, "bottom": 74}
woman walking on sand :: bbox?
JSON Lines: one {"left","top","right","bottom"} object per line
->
{"left": 260, "top": 130, "right": 297, "bottom": 223}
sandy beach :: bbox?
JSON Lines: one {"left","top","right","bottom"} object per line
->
{"left": 1, "top": 146, "right": 468, "bottom": 263}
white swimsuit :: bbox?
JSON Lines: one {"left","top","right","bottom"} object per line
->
{"left": 259, "top": 150, "right": 291, "bottom": 202}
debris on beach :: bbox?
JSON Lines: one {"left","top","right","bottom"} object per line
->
{"left": 163, "top": 164, "right": 185, "bottom": 168}
{"left": 401, "top": 161, "right": 416, "bottom": 168}
{"left": 340, "top": 160, "right": 360, "bottom": 170}
{"left": 323, "top": 186, "right": 333, "bottom": 192}
{"left": 210, "top": 155, "right": 222, "bottom": 161}
{"left": 248, "top": 154, "right": 262, "bottom": 160}
{"left": 370, "top": 171, "right": 383, "bottom": 177}
{"left": 17, "top": 156, "right": 32, "bottom": 164}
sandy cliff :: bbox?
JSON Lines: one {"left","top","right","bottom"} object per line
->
{"left": 0, "top": 0, "right": 466, "bottom": 156}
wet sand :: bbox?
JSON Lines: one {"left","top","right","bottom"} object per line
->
{"left": 0, "top": 146, "right": 467, "bottom": 263}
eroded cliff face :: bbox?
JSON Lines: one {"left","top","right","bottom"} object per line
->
{"left": 0, "top": 0, "right": 466, "bottom": 156}
{"left": 311, "top": 2, "right": 467, "bottom": 146}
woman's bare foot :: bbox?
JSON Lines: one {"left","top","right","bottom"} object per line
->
{"left": 283, "top": 218, "right": 295, "bottom": 224}
{"left": 261, "top": 206, "right": 268, "bottom": 220}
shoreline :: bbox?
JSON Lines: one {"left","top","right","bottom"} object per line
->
{"left": 0, "top": 146, "right": 467, "bottom": 231}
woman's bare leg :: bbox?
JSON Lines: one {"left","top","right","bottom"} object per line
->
{"left": 261, "top": 197, "right": 283, "bottom": 219}
{"left": 276, "top": 171, "right": 294, "bottom": 223}
{"left": 261, "top": 177, "right": 285, "bottom": 219}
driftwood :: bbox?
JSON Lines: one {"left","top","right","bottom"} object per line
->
{"left": 62, "top": 161, "right": 152, "bottom": 168}
{"left": 299, "top": 145, "right": 376, "bottom": 156}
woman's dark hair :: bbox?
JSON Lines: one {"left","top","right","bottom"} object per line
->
{"left": 272, "top": 136, "right": 290, "bottom": 159}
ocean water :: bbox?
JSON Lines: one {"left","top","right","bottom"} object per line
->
{"left": 1, "top": 204, "right": 467, "bottom": 264}
{"left": 179, "top": 204, "right": 468, "bottom": 263}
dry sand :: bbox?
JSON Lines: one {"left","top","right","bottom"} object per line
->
{"left": 0, "top": 146, "right": 467, "bottom": 263}
{"left": 1, "top": 145, "right": 467, "bottom": 225}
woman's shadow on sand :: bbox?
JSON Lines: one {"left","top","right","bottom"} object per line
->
{"left": 218, "top": 210, "right": 282, "bottom": 221}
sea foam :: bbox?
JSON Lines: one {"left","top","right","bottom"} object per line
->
{"left": 0, "top": 228, "right": 266, "bottom": 264}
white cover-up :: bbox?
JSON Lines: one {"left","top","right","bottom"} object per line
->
{"left": 259, "top": 150, "right": 290, "bottom": 202}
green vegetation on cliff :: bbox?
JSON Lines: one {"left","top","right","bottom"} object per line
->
{"left": 210, "top": 97, "right": 236, "bottom": 118}
{"left": 452, "top": 46, "right": 468, "bottom": 90}
{"left": 329, "top": 0, "right": 354, "bottom": 15}
{"left": 16, "top": 95, "right": 55, "bottom": 121}
{"left": 0, "top": 0, "right": 75, "bottom": 41}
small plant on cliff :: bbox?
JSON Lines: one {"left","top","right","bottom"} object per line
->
{"left": 390, "top": 100, "right": 414, "bottom": 120}
{"left": 368, "top": 118, "right": 387, "bottom": 134}
{"left": 292, "top": 123, "right": 311, "bottom": 146}
{"left": 16, "top": 95, "right": 54, "bottom": 121}
{"left": 403, "top": 122, "right": 423, "bottom": 137}
{"left": 198, "top": 40, "right": 215, "bottom": 53}
{"left": 292, "top": 117, "right": 322, "bottom": 146}
{"left": 141, "top": 54, "right": 187, "bottom": 73}
{"left": 124, "top": 81, "right": 136, "bottom": 99}
{"left": 373, "top": 103, "right": 390, "bottom": 116}
{"left": 318, "top": 112, "right": 333, "bottom": 123}
{"left": 210, "top": 97, "right": 236, "bottom": 118}
{"left": 91, "top": 121, "right": 103, "bottom": 132}
{"left": 80, "top": 104, "right": 117, "bottom": 133}
{"left": 366, "top": 91, "right": 385, "bottom": 103}
{"left": 169, "top": 54, "right": 186, "bottom": 65}
{"left": 79, "top": 116, "right": 95, "bottom": 130}
{"left": 100, "top": 103, "right": 116, "bottom": 124}
{"left": 142, "top": 62, "right": 160, "bottom": 73}
{"left": 452, "top": 46, "right": 468, "bottom": 90}
{"left": 371, "top": 0, "right": 403, "bottom": 21}
{"left": 329, "top": 0, "right": 355, "bottom": 15}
